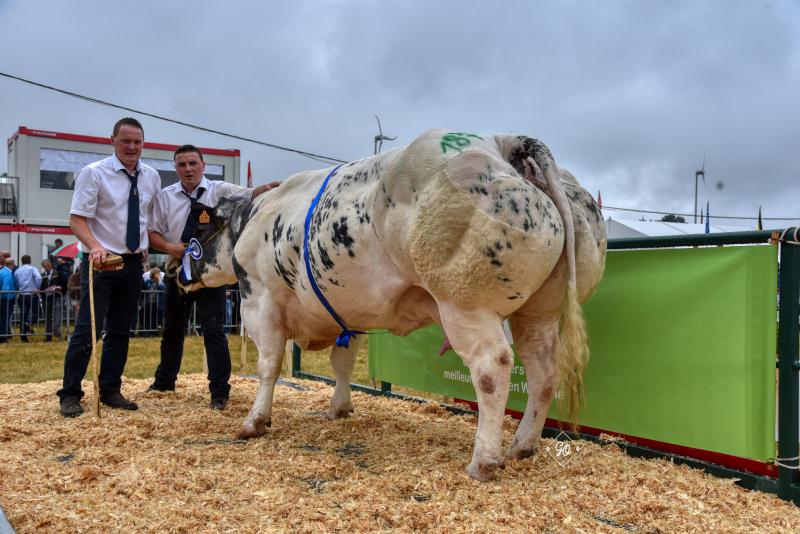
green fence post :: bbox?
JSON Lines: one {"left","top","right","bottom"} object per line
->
{"left": 777, "top": 233, "right": 800, "bottom": 503}
{"left": 292, "top": 342, "right": 302, "bottom": 378}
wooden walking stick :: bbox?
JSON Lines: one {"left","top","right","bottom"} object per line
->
{"left": 87, "top": 253, "right": 123, "bottom": 418}
{"left": 88, "top": 259, "right": 101, "bottom": 418}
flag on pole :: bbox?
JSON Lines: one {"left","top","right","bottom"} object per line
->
{"left": 757, "top": 206, "right": 763, "bottom": 231}
{"left": 704, "top": 201, "right": 710, "bottom": 234}
{"left": 700, "top": 210, "right": 703, "bottom": 224}
{"left": 597, "top": 191, "right": 602, "bottom": 209}
{"left": 247, "top": 160, "right": 253, "bottom": 188}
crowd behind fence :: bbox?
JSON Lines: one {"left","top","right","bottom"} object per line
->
{"left": 0, "top": 288, "right": 244, "bottom": 342}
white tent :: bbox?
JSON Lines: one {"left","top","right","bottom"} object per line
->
{"left": 605, "top": 217, "right": 761, "bottom": 240}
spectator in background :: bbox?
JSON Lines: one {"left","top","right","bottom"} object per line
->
{"left": 49, "top": 239, "right": 74, "bottom": 278}
{"left": 142, "top": 261, "right": 159, "bottom": 282}
{"left": 54, "top": 256, "right": 72, "bottom": 287}
{"left": 49, "top": 238, "right": 63, "bottom": 263}
{"left": 40, "top": 259, "right": 65, "bottom": 341}
{"left": 143, "top": 267, "right": 164, "bottom": 335}
{"left": 224, "top": 288, "right": 233, "bottom": 335}
{"left": 14, "top": 255, "right": 41, "bottom": 342}
{"left": 67, "top": 264, "right": 81, "bottom": 318}
{"left": 0, "top": 257, "right": 15, "bottom": 343}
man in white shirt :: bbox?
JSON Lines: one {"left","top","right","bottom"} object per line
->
{"left": 57, "top": 117, "right": 161, "bottom": 418}
{"left": 142, "top": 261, "right": 159, "bottom": 282}
{"left": 147, "top": 144, "right": 279, "bottom": 409}
{"left": 13, "top": 254, "right": 42, "bottom": 342}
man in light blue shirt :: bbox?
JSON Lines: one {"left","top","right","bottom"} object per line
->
{"left": 13, "top": 255, "right": 42, "bottom": 342}
{"left": 0, "top": 257, "right": 15, "bottom": 343}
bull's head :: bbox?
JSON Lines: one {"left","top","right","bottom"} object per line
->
{"left": 177, "top": 197, "right": 249, "bottom": 292}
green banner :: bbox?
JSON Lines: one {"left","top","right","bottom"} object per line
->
{"left": 369, "top": 245, "right": 778, "bottom": 461}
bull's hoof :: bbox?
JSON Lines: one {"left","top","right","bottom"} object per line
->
{"left": 236, "top": 420, "right": 270, "bottom": 439}
{"left": 465, "top": 460, "right": 500, "bottom": 482}
{"left": 507, "top": 444, "right": 538, "bottom": 460}
{"left": 506, "top": 438, "right": 539, "bottom": 460}
{"left": 324, "top": 406, "right": 353, "bottom": 421}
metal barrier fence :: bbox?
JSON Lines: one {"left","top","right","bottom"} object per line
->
{"left": 0, "top": 289, "right": 243, "bottom": 342}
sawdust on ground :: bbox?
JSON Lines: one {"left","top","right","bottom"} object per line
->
{"left": 0, "top": 375, "right": 798, "bottom": 533}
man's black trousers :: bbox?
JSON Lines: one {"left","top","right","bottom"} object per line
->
{"left": 57, "top": 256, "right": 143, "bottom": 400}
{"left": 153, "top": 276, "right": 231, "bottom": 400}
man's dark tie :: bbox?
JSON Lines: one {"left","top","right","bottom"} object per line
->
{"left": 122, "top": 169, "right": 140, "bottom": 253}
{"left": 180, "top": 187, "right": 207, "bottom": 243}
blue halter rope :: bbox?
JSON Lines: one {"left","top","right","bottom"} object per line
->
{"left": 303, "top": 165, "right": 365, "bottom": 348}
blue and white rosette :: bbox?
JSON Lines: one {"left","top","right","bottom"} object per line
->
{"left": 179, "top": 238, "right": 203, "bottom": 284}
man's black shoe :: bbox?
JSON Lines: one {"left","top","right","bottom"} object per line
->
{"left": 147, "top": 383, "right": 175, "bottom": 392}
{"left": 100, "top": 391, "right": 139, "bottom": 410}
{"left": 60, "top": 396, "right": 84, "bottom": 418}
{"left": 210, "top": 397, "right": 228, "bottom": 410}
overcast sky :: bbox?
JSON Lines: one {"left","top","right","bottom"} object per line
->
{"left": 1, "top": 0, "right": 798, "bottom": 227}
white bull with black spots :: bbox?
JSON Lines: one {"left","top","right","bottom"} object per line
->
{"left": 181, "top": 129, "right": 606, "bottom": 481}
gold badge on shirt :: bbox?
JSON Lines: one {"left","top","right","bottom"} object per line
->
{"left": 199, "top": 210, "right": 211, "bottom": 224}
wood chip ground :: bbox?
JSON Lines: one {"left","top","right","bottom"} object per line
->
{"left": 0, "top": 375, "right": 798, "bottom": 533}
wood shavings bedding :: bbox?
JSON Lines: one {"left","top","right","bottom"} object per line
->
{"left": 0, "top": 375, "right": 797, "bottom": 533}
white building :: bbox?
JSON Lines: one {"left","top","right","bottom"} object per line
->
{"left": 1, "top": 126, "right": 240, "bottom": 264}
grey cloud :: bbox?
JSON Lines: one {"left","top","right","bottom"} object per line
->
{"left": 0, "top": 0, "right": 798, "bottom": 224}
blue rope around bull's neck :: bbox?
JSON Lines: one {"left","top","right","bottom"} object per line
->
{"left": 303, "top": 164, "right": 365, "bottom": 348}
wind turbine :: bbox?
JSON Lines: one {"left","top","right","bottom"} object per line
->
{"left": 694, "top": 156, "right": 706, "bottom": 223}
{"left": 373, "top": 115, "right": 396, "bottom": 155}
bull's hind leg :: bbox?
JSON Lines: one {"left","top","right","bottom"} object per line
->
{"left": 237, "top": 297, "right": 287, "bottom": 439}
{"left": 326, "top": 336, "right": 364, "bottom": 420}
{"left": 506, "top": 314, "right": 559, "bottom": 460}
{"left": 438, "top": 303, "right": 513, "bottom": 482}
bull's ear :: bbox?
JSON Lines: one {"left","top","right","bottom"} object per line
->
{"left": 214, "top": 197, "right": 237, "bottom": 223}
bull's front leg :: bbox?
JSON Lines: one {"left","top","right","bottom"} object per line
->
{"left": 326, "top": 335, "right": 364, "bottom": 420}
{"left": 506, "top": 315, "right": 559, "bottom": 460}
{"left": 438, "top": 302, "right": 513, "bottom": 482}
{"left": 237, "top": 297, "right": 287, "bottom": 439}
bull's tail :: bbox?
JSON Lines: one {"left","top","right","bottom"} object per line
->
{"left": 524, "top": 151, "right": 588, "bottom": 424}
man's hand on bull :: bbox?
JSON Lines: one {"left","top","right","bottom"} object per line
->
{"left": 168, "top": 242, "right": 188, "bottom": 260}
{"left": 252, "top": 180, "right": 282, "bottom": 199}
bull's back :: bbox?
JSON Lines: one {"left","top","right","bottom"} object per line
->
{"left": 234, "top": 155, "right": 412, "bottom": 333}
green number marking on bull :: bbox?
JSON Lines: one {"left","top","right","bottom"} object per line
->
{"left": 440, "top": 132, "right": 483, "bottom": 154}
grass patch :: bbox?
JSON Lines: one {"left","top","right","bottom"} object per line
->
{"left": 0, "top": 335, "right": 449, "bottom": 405}
{"left": 0, "top": 335, "right": 373, "bottom": 386}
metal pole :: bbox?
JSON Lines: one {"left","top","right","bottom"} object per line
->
{"left": 777, "top": 234, "right": 800, "bottom": 503}
{"left": 291, "top": 342, "right": 302, "bottom": 378}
